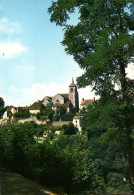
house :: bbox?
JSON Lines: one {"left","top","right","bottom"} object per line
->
{"left": 3, "top": 106, "right": 17, "bottom": 119}
{"left": 28, "top": 101, "right": 42, "bottom": 114}
{"left": 80, "top": 98, "right": 95, "bottom": 109}
{"left": 2, "top": 79, "right": 79, "bottom": 120}
{"left": 73, "top": 115, "right": 81, "bottom": 132}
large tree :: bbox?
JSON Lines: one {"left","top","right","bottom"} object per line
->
{"left": 49, "top": 0, "right": 134, "bottom": 192}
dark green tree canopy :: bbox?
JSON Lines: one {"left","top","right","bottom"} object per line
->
{"left": 49, "top": 0, "right": 134, "bottom": 192}
{"left": 0, "top": 97, "right": 5, "bottom": 107}
{"left": 49, "top": 0, "right": 134, "bottom": 98}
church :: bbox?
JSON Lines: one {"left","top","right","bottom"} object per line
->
{"left": 41, "top": 78, "right": 79, "bottom": 113}
{"left": 2, "top": 79, "right": 79, "bottom": 120}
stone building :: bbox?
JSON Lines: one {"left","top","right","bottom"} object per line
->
{"left": 42, "top": 78, "right": 79, "bottom": 113}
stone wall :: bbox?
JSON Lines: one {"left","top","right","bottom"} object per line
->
{"left": 52, "top": 121, "right": 71, "bottom": 127}
{"left": 17, "top": 116, "right": 46, "bottom": 125}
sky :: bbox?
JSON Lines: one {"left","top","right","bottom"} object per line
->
{"left": 0, "top": 0, "right": 133, "bottom": 107}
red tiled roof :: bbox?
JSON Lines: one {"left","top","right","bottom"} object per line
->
{"left": 80, "top": 99, "right": 94, "bottom": 105}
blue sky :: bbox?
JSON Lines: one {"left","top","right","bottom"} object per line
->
{"left": 0, "top": 0, "right": 133, "bottom": 106}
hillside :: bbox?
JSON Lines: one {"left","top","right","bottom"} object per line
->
{"left": 0, "top": 172, "right": 59, "bottom": 195}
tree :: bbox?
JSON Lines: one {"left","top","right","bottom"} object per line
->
{"left": 0, "top": 97, "right": 5, "bottom": 118}
{"left": 49, "top": 0, "right": 134, "bottom": 192}
{"left": 62, "top": 122, "right": 78, "bottom": 135}
{"left": 59, "top": 106, "right": 66, "bottom": 116}
{"left": 0, "top": 97, "right": 4, "bottom": 107}
{"left": 40, "top": 104, "right": 46, "bottom": 115}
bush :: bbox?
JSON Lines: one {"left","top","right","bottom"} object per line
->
{"left": 61, "top": 114, "right": 74, "bottom": 121}
{"left": 13, "top": 109, "right": 30, "bottom": 118}
{"left": 62, "top": 123, "right": 78, "bottom": 135}
{"left": 53, "top": 114, "right": 60, "bottom": 121}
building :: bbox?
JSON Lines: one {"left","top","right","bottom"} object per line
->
{"left": 73, "top": 115, "right": 81, "bottom": 132}
{"left": 42, "top": 78, "right": 79, "bottom": 113}
{"left": 2, "top": 79, "right": 79, "bottom": 119}
{"left": 3, "top": 106, "right": 16, "bottom": 119}
{"left": 29, "top": 101, "right": 42, "bottom": 114}
{"left": 80, "top": 98, "right": 95, "bottom": 109}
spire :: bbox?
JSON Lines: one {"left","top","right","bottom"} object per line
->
{"left": 69, "top": 77, "right": 76, "bottom": 87}
{"left": 72, "top": 77, "right": 74, "bottom": 84}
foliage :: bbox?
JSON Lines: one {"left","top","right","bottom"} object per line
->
{"left": 40, "top": 104, "right": 46, "bottom": 115}
{"left": 49, "top": 0, "right": 134, "bottom": 191}
{"left": 0, "top": 97, "right": 4, "bottom": 107}
{"left": 0, "top": 121, "right": 131, "bottom": 193}
{"left": 54, "top": 134, "right": 105, "bottom": 193}
{"left": 53, "top": 114, "right": 60, "bottom": 121}
{"left": 0, "top": 97, "right": 5, "bottom": 118}
{"left": 13, "top": 109, "right": 30, "bottom": 118}
{"left": 61, "top": 122, "right": 78, "bottom": 135}
{"left": 61, "top": 113, "right": 74, "bottom": 121}
{"left": 58, "top": 106, "right": 66, "bottom": 116}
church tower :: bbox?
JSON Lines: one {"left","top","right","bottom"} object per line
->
{"left": 69, "top": 78, "right": 79, "bottom": 112}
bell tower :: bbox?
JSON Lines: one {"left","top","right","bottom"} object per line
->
{"left": 69, "top": 78, "right": 79, "bottom": 112}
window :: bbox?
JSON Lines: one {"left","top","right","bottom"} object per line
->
{"left": 70, "top": 88, "right": 73, "bottom": 92}
{"left": 75, "top": 120, "right": 77, "bottom": 123}
{"left": 56, "top": 100, "right": 59, "bottom": 102}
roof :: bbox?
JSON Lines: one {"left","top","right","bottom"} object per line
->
{"left": 53, "top": 103, "right": 63, "bottom": 107}
{"left": 42, "top": 96, "right": 52, "bottom": 101}
{"left": 60, "top": 93, "right": 69, "bottom": 99}
{"left": 64, "top": 101, "right": 72, "bottom": 108}
{"left": 80, "top": 99, "right": 94, "bottom": 106}
{"left": 29, "top": 101, "right": 42, "bottom": 110}
{"left": 69, "top": 78, "right": 76, "bottom": 87}
{"left": 73, "top": 115, "right": 81, "bottom": 119}
{"left": 53, "top": 101, "right": 72, "bottom": 108}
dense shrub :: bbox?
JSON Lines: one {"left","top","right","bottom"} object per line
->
{"left": 61, "top": 114, "right": 74, "bottom": 121}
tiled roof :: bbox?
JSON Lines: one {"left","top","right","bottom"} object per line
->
{"left": 80, "top": 99, "right": 94, "bottom": 105}
{"left": 53, "top": 101, "right": 71, "bottom": 108}
{"left": 60, "top": 93, "right": 69, "bottom": 99}
{"left": 69, "top": 82, "right": 76, "bottom": 87}
{"left": 29, "top": 101, "right": 42, "bottom": 110}
{"left": 73, "top": 115, "right": 81, "bottom": 119}
{"left": 64, "top": 101, "right": 72, "bottom": 107}
{"left": 42, "top": 96, "right": 52, "bottom": 101}
{"left": 53, "top": 103, "right": 63, "bottom": 107}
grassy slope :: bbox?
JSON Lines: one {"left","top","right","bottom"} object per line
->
{"left": 0, "top": 172, "right": 59, "bottom": 195}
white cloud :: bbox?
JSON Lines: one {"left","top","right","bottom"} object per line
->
{"left": 0, "top": 18, "right": 22, "bottom": 34}
{"left": 0, "top": 41, "right": 27, "bottom": 59}
{"left": 16, "top": 65, "right": 35, "bottom": 71}
{"left": 5, "top": 81, "right": 95, "bottom": 107}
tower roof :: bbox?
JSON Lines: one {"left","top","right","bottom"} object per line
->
{"left": 69, "top": 78, "right": 76, "bottom": 87}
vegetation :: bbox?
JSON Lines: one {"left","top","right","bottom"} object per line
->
{"left": 0, "top": 97, "right": 6, "bottom": 119}
{"left": 0, "top": 121, "right": 131, "bottom": 194}
{"left": 0, "top": 171, "right": 58, "bottom": 195}
{"left": 13, "top": 109, "right": 30, "bottom": 118}
{"left": 0, "top": 1, "right": 133, "bottom": 194}
{"left": 49, "top": 0, "right": 134, "bottom": 192}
